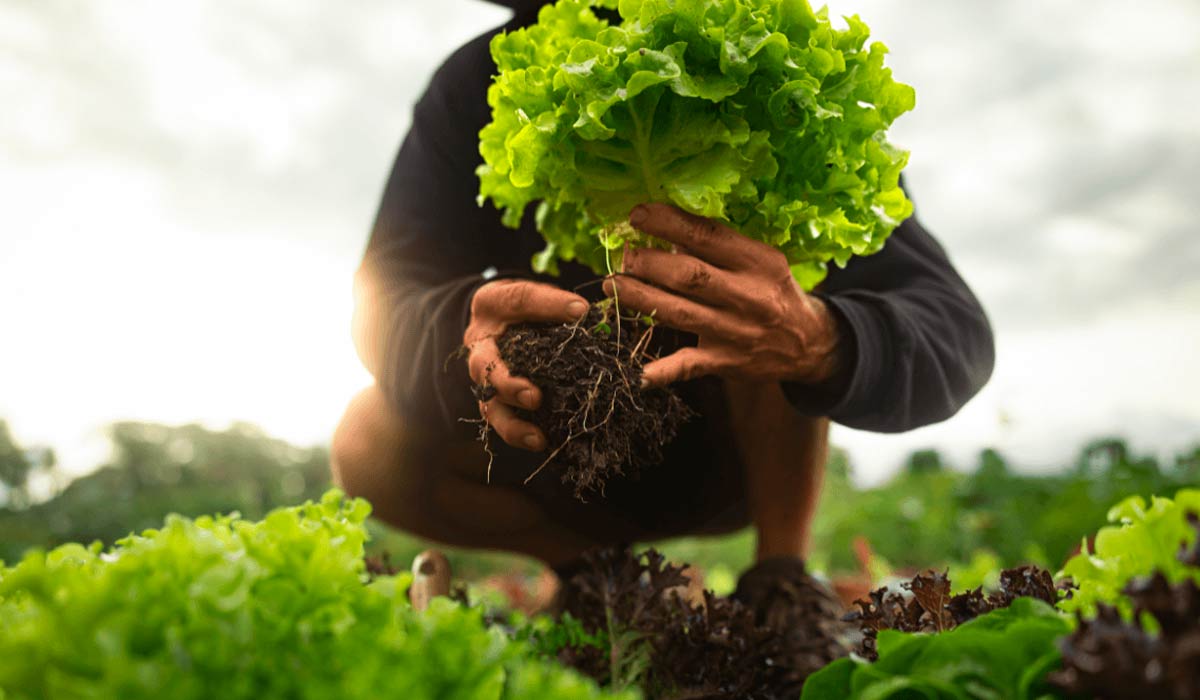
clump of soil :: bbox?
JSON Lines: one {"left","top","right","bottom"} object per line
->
{"left": 553, "top": 547, "right": 852, "bottom": 699}
{"left": 492, "top": 305, "right": 694, "bottom": 500}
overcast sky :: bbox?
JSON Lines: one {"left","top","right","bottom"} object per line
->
{"left": 2, "top": 0, "right": 1198, "bottom": 485}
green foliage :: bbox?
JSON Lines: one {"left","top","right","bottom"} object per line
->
{"left": 802, "top": 598, "right": 1070, "bottom": 700}
{"left": 1058, "top": 488, "right": 1200, "bottom": 618}
{"left": 522, "top": 612, "right": 609, "bottom": 659}
{"left": 0, "top": 422, "right": 332, "bottom": 564}
{"left": 807, "top": 439, "right": 1200, "bottom": 576}
{"left": 946, "top": 549, "right": 1003, "bottom": 593}
{"left": 0, "top": 420, "right": 32, "bottom": 506}
{"left": 477, "top": 0, "right": 915, "bottom": 287}
{"left": 0, "top": 491, "right": 633, "bottom": 700}
{"left": 4, "top": 421, "right": 1198, "bottom": 590}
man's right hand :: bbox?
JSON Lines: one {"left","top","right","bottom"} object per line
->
{"left": 465, "top": 279, "right": 589, "bottom": 452}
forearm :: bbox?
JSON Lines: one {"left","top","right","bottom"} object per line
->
{"left": 782, "top": 218, "right": 995, "bottom": 432}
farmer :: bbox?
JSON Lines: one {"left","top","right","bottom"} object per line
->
{"left": 331, "top": 2, "right": 994, "bottom": 624}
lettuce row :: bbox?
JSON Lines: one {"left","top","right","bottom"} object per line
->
{"left": 0, "top": 491, "right": 634, "bottom": 700}
{"left": 1057, "top": 488, "right": 1200, "bottom": 619}
{"left": 478, "top": 0, "right": 916, "bottom": 288}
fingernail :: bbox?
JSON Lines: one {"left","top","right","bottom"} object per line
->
{"left": 518, "top": 389, "right": 536, "bottom": 409}
{"left": 568, "top": 301, "right": 588, "bottom": 318}
{"left": 523, "top": 434, "right": 541, "bottom": 449}
{"left": 639, "top": 377, "right": 649, "bottom": 390}
{"left": 630, "top": 205, "right": 648, "bottom": 226}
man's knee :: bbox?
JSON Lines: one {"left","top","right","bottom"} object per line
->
{"left": 330, "top": 386, "right": 405, "bottom": 499}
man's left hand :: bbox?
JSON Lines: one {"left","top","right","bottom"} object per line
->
{"left": 603, "top": 202, "right": 845, "bottom": 390}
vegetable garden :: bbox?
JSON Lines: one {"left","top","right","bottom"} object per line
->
{"left": 2, "top": 488, "right": 1198, "bottom": 698}
{"left": 3, "top": 1, "right": 1194, "bottom": 698}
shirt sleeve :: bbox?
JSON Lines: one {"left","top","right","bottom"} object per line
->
{"left": 355, "top": 24, "right": 528, "bottom": 437}
{"left": 780, "top": 197, "right": 996, "bottom": 433}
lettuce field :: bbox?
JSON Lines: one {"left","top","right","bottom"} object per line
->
{"left": 2, "top": 487, "right": 1198, "bottom": 699}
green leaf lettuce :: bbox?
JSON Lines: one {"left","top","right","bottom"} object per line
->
{"left": 1057, "top": 488, "right": 1200, "bottom": 619}
{"left": 802, "top": 597, "right": 1069, "bottom": 700}
{"left": 478, "top": 0, "right": 916, "bottom": 287}
{"left": 0, "top": 491, "right": 634, "bottom": 700}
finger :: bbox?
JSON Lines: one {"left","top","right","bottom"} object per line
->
{"left": 604, "top": 276, "right": 742, "bottom": 339}
{"left": 629, "top": 203, "right": 763, "bottom": 270}
{"left": 480, "top": 400, "right": 546, "bottom": 451}
{"left": 467, "top": 340, "right": 541, "bottom": 410}
{"left": 467, "top": 337, "right": 501, "bottom": 386}
{"left": 472, "top": 280, "right": 589, "bottom": 325}
{"left": 622, "top": 247, "right": 753, "bottom": 310}
{"left": 640, "top": 347, "right": 718, "bottom": 388}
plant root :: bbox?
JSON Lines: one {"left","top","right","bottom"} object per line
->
{"left": 495, "top": 306, "right": 693, "bottom": 500}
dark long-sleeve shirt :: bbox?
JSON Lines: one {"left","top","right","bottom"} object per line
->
{"left": 356, "top": 12, "right": 995, "bottom": 440}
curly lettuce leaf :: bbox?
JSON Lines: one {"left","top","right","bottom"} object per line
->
{"left": 478, "top": 0, "right": 915, "bottom": 287}
{"left": 1057, "top": 488, "right": 1200, "bottom": 619}
{"left": 0, "top": 491, "right": 634, "bottom": 700}
{"left": 802, "top": 598, "right": 1069, "bottom": 700}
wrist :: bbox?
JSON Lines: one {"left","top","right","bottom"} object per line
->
{"left": 789, "top": 296, "right": 848, "bottom": 389}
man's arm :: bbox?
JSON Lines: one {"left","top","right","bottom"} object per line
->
{"left": 354, "top": 28, "right": 517, "bottom": 436}
{"left": 782, "top": 206, "right": 996, "bottom": 433}
{"left": 356, "top": 19, "right": 588, "bottom": 447}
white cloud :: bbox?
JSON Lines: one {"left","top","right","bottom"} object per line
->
{"left": 1, "top": 0, "right": 1197, "bottom": 485}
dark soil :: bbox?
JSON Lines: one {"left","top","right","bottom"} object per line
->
{"left": 491, "top": 305, "right": 694, "bottom": 500}
{"left": 555, "top": 547, "right": 853, "bottom": 699}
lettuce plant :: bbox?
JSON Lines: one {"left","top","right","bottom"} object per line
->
{"left": 1058, "top": 488, "right": 1200, "bottom": 618}
{"left": 803, "top": 598, "right": 1070, "bottom": 700}
{"left": 0, "top": 491, "right": 634, "bottom": 700}
{"left": 478, "top": 0, "right": 916, "bottom": 288}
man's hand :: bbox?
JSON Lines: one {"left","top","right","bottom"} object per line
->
{"left": 604, "top": 203, "right": 844, "bottom": 389}
{"left": 465, "top": 279, "right": 588, "bottom": 451}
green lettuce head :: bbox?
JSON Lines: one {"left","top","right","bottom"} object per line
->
{"left": 478, "top": 0, "right": 916, "bottom": 289}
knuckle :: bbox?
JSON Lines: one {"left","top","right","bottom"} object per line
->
{"left": 622, "top": 250, "right": 639, "bottom": 275}
{"left": 502, "top": 282, "right": 531, "bottom": 311}
{"left": 757, "top": 287, "right": 789, "bottom": 322}
{"left": 472, "top": 358, "right": 498, "bottom": 386}
{"left": 682, "top": 261, "right": 711, "bottom": 291}
{"left": 467, "top": 352, "right": 486, "bottom": 381}
{"left": 685, "top": 218, "right": 721, "bottom": 244}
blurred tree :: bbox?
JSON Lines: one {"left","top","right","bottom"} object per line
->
{"left": 1175, "top": 446, "right": 1200, "bottom": 482}
{"left": 0, "top": 421, "right": 333, "bottom": 563}
{"left": 977, "top": 448, "right": 1009, "bottom": 476}
{"left": 39, "top": 447, "right": 61, "bottom": 496}
{"left": 904, "top": 449, "right": 945, "bottom": 474}
{"left": 3, "top": 418, "right": 1198, "bottom": 581}
{"left": 0, "top": 421, "right": 31, "bottom": 509}
{"left": 1075, "top": 437, "right": 1130, "bottom": 476}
